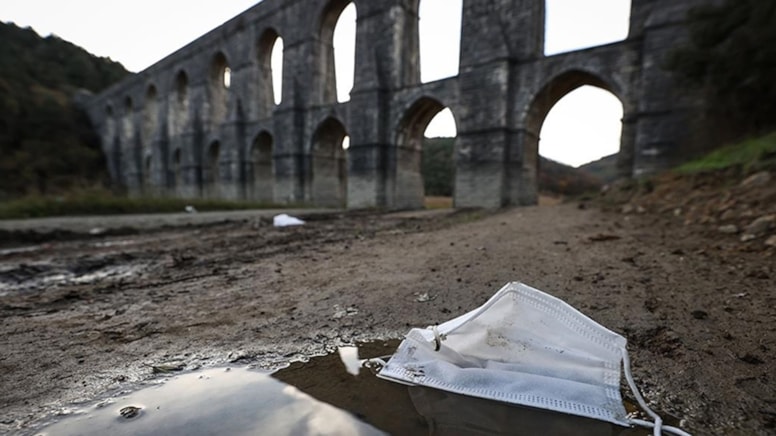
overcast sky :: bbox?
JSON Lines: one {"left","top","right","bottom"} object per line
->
{"left": 1, "top": 0, "right": 630, "bottom": 167}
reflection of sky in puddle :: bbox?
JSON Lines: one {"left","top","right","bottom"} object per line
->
{"left": 35, "top": 342, "right": 654, "bottom": 436}
{"left": 37, "top": 367, "right": 384, "bottom": 436}
{"left": 337, "top": 346, "right": 362, "bottom": 376}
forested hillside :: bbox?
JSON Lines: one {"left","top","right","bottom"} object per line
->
{"left": 422, "top": 137, "right": 602, "bottom": 198}
{"left": 0, "top": 22, "right": 129, "bottom": 199}
{"left": 666, "top": 0, "right": 776, "bottom": 139}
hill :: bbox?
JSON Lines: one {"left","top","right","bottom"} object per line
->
{"left": 579, "top": 154, "right": 619, "bottom": 183}
{"left": 0, "top": 22, "right": 129, "bottom": 199}
{"left": 601, "top": 131, "right": 776, "bottom": 250}
{"left": 422, "top": 137, "right": 602, "bottom": 198}
{"left": 537, "top": 156, "right": 602, "bottom": 197}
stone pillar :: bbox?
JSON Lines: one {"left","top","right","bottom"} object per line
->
{"left": 347, "top": 0, "right": 421, "bottom": 209}
{"left": 456, "top": 0, "right": 544, "bottom": 208}
{"left": 632, "top": 0, "right": 713, "bottom": 176}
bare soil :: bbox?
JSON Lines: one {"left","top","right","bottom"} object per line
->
{"left": 0, "top": 198, "right": 774, "bottom": 435}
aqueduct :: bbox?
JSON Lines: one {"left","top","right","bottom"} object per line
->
{"left": 86, "top": 0, "right": 717, "bottom": 209}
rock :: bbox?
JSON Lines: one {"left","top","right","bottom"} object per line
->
{"left": 740, "top": 171, "right": 771, "bottom": 188}
{"left": 718, "top": 224, "right": 739, "bottom": 234}
{"left": 621, "top": 204, "right": 635, "bottom": 214}
{"left": 691, "top": 310, "right": 709, "bottom": 320}
{"left": 720, "top": 209, "right": 737, "bottom": 221}
{"left": 766, "top": 235, "right": 776, "bottom": 247}
{"left": 743, "top": 215, "right": 776, "bottom": 240}
{"left": 741, "top": 233, "right": 758, "bottom": 243}
{"left": 738, "top": 354, "right": 765, "bottom": 365}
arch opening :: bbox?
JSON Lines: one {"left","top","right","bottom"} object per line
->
{"left": 143, "top": 85, "right": 159, "bottom": 150}
{"left": 176, "top": 71, "right": 188, "bottom": 104}
{"left": 111, "top": 136, "right": 123, "bottom": 188}
{"left": 171, "top": 71, "right": 190, "bottom": 136}
{"left": 258, "top": 29, "right": 284, "bottom": 111}
{"left": 250, "top": 132, "right": 274, "bottom": 202}
{"left": 311, "top": 118, "right": 348, "bottom": 207}
{"left": 544, "top": 0, "right": 631, "bottom": 56}
{"left": 271, "top": 38, "right": 283, "bottom": 105}
{"left": 204, "top": 141, "right": 221, "bottom": 198}
{"left": 210, "top": 53, "right": 230, "bottom": 126}
{"left": 419, "top": 0, "right": 462, "bottom": 83}
{"left": 319, "top": 1, "right": 356, "bottom": 103}
{"left": 523, "top": 71, "right": 625, "bottom": 204}
{"left": 122, "top": 96, "right": 133, "bottom": 134}
{"left": 397, "top": 97, "right": 458, "bottom": 209}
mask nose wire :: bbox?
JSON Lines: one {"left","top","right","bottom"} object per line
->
{"left": 622, "top": 348, "right": 692, "bottom": 436}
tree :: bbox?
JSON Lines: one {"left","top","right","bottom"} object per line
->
{"left": 666, "top": 1, "right": 776, "bottom": 136}
{"left": 0, "top": 22, "right": 128, "bottom": 198}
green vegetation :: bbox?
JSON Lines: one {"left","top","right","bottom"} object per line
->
{"left": 666, "top": 1, "right": 776, "bottom": 136}
{"left": 676, "top": 131, "right": 776, "bottom": 174}
{"left": 0, "top": 189, "right": 294, "bottom": 220}
{"left": 0, "top": 22, "right": 129, "bottom": 199}
{"left": 421, "top": 137, "right": 603, "bottom": 199}
{"left": 422, "top": 137, "right": 455, "bottom": 196}
{"left": 579, "top": 154, "right": 619, "bottom": 183}
{"left": 538, "top": 157, "right": 602, "bottom": 197}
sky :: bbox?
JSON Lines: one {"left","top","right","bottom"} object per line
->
{"left": 0, "top": 0, "right": 630, "bottom": 167}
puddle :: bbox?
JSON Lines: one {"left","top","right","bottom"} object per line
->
{"left": 31, "top": 342, "right": 665, "bottom": 436}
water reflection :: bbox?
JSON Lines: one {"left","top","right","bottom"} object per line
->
{"left": 36, "top": 341, "right": 655, "bottom": 435}
{"left": 37, "top": 367, "right": 384, "bottom": 436}
{"left": 276, "top": 341, "right": 646, "bottom": 436}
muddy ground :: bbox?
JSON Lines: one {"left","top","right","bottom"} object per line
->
{"left": 0, "top": 203, "right": 774, "bottom": 435}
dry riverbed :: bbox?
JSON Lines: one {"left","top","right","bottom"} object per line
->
{"left": 0, "top": 204, "right": 774, "bottom": 435}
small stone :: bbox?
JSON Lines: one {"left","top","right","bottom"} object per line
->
{"left": 720, "top": 209, "right": 737, "bottom": 221}
{"left": 718, "top": 224, "right": 739, "bottom": 234}
{"left": 740, "top": 171, "right": 771, "bottom": 188}
{"left": 745, "top": 215, "right": 776, "bottom": 237}
{"left": 621, "top": 204, "right": 635, "bottom": 214}
{"left": 739, "top": 354, "right": 765, "bottom": 365}
{"left": 766, "top": 235, "right": 776, "bottom": 247}
{"left": 741, "top": 233, "right": 758, "bottom": 243}
{"left": 120, "top": 406, "right": 142, "bottom": 419}
{"left": 691, "top": 310, "right": 708, "bottom": 320}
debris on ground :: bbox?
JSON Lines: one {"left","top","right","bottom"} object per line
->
{"left": 273, "top": 214, "right": 305, "bottom": 227}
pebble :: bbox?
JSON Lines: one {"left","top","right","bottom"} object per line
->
{"left": 740, "top": 171, "right": 771, "bottom": 188}
{"left": 746, "top": 215, "right": 775, "bottom": 236}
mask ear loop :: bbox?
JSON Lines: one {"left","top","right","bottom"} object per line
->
{"left": 622, "top": 349, "right": 692, "bottom": 436}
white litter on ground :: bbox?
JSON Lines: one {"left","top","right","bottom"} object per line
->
{"left": 273, "top": 214, "right": 305, "bottom": 227}
{"left": 376, "top": 282, "right": 692, "bottom": 436}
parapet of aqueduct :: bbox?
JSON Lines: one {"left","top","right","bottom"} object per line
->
{"left": 85, "top": 0, "right": 717, "bottom": 209}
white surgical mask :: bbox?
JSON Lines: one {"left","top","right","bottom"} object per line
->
{"left": 377, "top": 282, "right": 691, "bottom": 436}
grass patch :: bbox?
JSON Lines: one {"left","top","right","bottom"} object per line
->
{"left": 676, "top": 132, "right": 776, "bottom": 174}
{"left": 0, "top": 190, "right": 297, "bottom": 220}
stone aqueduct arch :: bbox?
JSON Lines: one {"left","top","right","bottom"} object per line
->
{"left": 86, "top": 0, "right": 716, "bottom": 209}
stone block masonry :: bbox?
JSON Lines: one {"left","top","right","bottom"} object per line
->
{"left": 85, "top": 0, "right": 719, "bottom": 209}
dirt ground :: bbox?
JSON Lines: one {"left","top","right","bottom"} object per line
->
{"left": 1, "top": 200, "right": 774, "bottom": 435}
